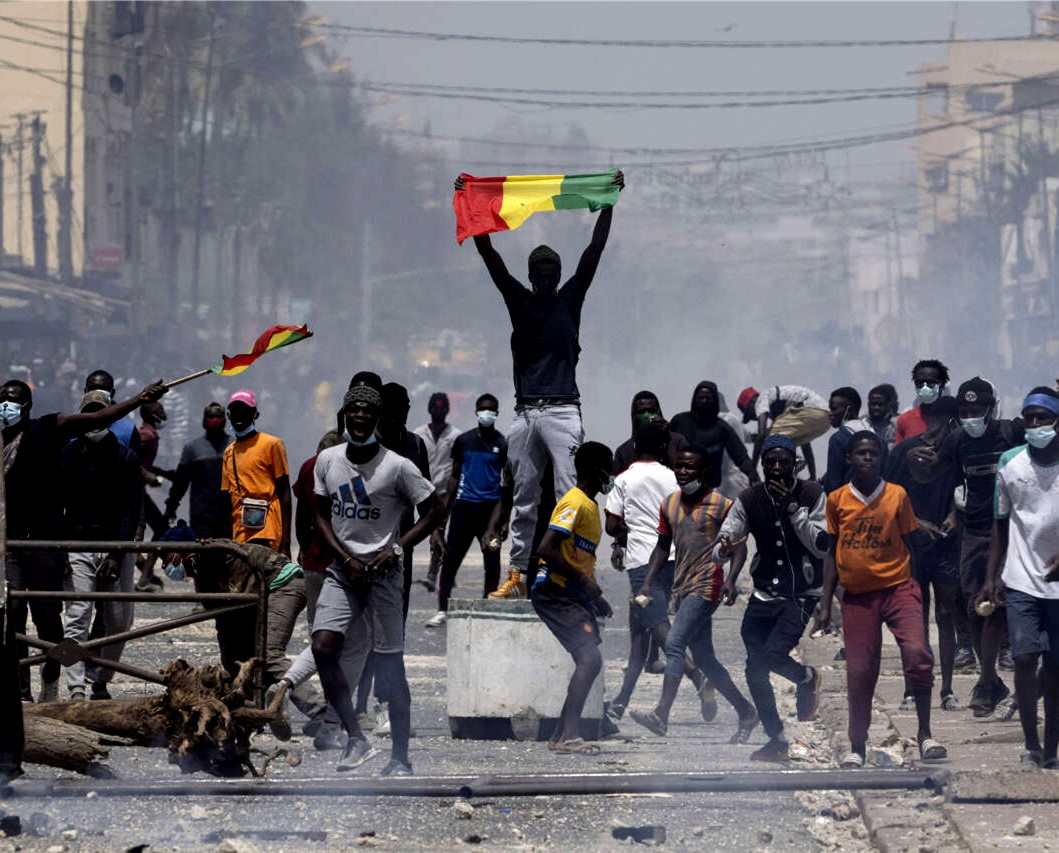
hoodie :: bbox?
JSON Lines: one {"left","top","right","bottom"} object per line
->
{"left": 668, "top": 381, "right": 754, "bottom": 490}
{"left": 612, "top": 391, "right": 686, "bottom": 475}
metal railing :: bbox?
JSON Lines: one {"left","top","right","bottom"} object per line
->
{"left": 7, "top": 539, "right": 269, "bottom": 705}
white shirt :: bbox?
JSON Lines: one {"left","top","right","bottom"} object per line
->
{"left": 995, "top": 445, "right": 1059, "bottom": 600}
{"left": 605, "top": 460, "right": 678, "bottom": 568}
{"left": 754, "top": 385, "right": 829, "bottom": 419}
{"left": 413, "top": 422, "right": 459, "bottom": 496}
{"left": 314, "top": 445, "right": 435, "bottom": 561}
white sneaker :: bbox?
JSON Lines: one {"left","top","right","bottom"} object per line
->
{"left": 424, "top": 611, "right": 447, "bottom": 628}
{"left": 375, "top": 702, "right": 391, "bottom": 736}
{"left": 68, "top": 687, "right": 86, "bottom": 702}
{"left": 38, "top": 680, "right": 59, "bottom": 704}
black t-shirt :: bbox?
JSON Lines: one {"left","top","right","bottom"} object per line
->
{"left": 938, "top": 419, "right": 1023, "bottom": 535}
{"left": 884, "top": 435, "right": 959, "bottom": 526}
{"left": 667, "top": 412, "right": 749, "bottom": 489}
{"left": 500, "top": 280, "right": 588, "bottom": 401}
{"left": 4, "top": 414, "right": 64, "bottom": 540}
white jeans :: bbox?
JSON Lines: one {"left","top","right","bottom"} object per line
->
{"left": 63, "top": 551, "right": 135, "bottom": 690}
{"left": 507, "top": 403, "right": 584, "bottom": 572}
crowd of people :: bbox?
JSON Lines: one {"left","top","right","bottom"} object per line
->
{"left": 3, "top": 170, "right": 1059, "bottom": 779}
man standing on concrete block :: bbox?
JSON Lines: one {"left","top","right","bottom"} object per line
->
{"left": 532, "top": 441, "right": 615, "bottom": 754}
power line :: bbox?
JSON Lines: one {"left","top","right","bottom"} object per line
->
{"left": 313, "top": 21, "right": 1047, "bottom": 49}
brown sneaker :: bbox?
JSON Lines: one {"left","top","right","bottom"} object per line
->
{"left": 488, "top": 569, "right": 526, "bottom": 599}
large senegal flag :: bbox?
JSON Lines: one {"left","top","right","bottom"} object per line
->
{"left": 210, "top": 324, "right": 312, "bottom": 376}
{"left": 454, "top": 170, "right": 621, "bottom": 245}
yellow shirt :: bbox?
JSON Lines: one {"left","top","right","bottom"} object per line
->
{"left": 542, "top": 486, "right": 601, "bottom": 588}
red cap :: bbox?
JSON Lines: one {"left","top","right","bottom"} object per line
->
{"left": 737, "top": 387, "right": 759, "bottom": 411}
{"left": 228, "top": 389, "right": 256, "bottom": 408}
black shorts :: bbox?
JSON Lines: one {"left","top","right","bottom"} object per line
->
{"left": 959, "top": 532, "right": 991, "bottom": 603}
{"left": 913, "top": 537, "right": 960, "bottom": 588}
{"left": 531, "top": 581, "right": 601, "bottom": 657}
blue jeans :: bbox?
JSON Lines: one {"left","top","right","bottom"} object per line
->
{"left": 665, "top": 594, "right": 749, "bottom": 714}
{"left": 507, "top": 404, "right": 584, "bottom": 573}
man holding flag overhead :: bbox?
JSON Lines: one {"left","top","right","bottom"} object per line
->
{"left": 454, "top": 169, "right": 623, "bottom": 597}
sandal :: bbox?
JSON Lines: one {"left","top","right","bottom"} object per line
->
{"left": 840, "top": 751, "right": 865, "bottom": 769}
{"left": 940, "top": 691, "right": 963, "bottom": 711}
{"left": 629, "top": 709, "right": 668, "bottom": 737}
{"left": 552, "top": 738, "right": 601, "bottom": 755}
{"left": 919, "top": 737, "right": 948, "bottom": 761}
{"left": 729, "top": 710, "right": 759, "bottom": 745}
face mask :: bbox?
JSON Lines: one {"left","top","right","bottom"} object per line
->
{"left": 164, "top": 561, "right": 186, "bottom": 581}
{"left": 233, "top": 424, "right": 257, "bottom": 439}
{"left": 1026, "top": 424, "right": 1058, "bottom": 449}
{"left": 476, "top": 410, "right": 498, "bottom": 428}
{"left": 153, "top": 420, "right": 167, "bottom": 431}
{"left": 680, "top": 479, "right": 703, "bottom": 496}
{"left": 85, "top": 428, "right": 109, "bottom": 443}
{"left": 204, "top": 416, "right": 225, "bottom": 431}
{"left": 600, "top": 475, "right": 615, "bottom": 495}
{"left": 961, "top": 417, "right": 988, "bottom": 439}
{"left": 633, "top": 411, "right": 658, "bottom": 426}
{"left": 0, "top": 401, "right": 23, "bottom": 428}
{"left": 345, "top": 429, "right": 378, "bottom": 447}
{"left": 917, "top": 384, "right": 941, "bottom": 405}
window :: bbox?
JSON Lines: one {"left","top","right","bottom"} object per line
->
{"left": 924, "top": 82, "right": 949, "bottom": 116}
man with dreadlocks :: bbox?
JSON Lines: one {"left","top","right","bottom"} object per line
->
{"left": 458, "top": 170, "right": 624, "bottom": 599}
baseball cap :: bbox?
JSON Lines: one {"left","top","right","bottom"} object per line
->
{"left": 228, "top": 389, "right": 256, "bottom": 408}
{"left": 956, "top": 377, "right": 995, "bottom": 406}
{"left": 78, "top": 390, "right": 111, "bottom": 412}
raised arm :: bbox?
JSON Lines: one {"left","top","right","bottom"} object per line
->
{"left": 568, "top": 171, "right": 624, "bottom": 291}
{"left": 472, "top": 234, "right": 523, "bottom": 301}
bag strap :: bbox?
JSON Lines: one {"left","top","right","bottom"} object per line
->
{"left": 230, "top": 445, "right": 245, "bottom": 499}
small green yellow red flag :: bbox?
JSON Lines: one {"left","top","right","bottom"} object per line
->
{"left": 453, "top": 170, "right": 621, "bottom": 244}
{"left": 210, "top": 324, "right": 312, "bottom": 376}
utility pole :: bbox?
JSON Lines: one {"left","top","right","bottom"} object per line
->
{"left": 14, "top": 114, "right": 23, "bottom": 262}
{"left": 58, "top": 0, "right": 74, "bottom": 284}
{"left": 29, "top": 115, "right": 46, "bottom": 277}
{"left": 0, "top": 131, "right": 5, "bottom": 266}
{"left": 190, "top": 11, "right": 216, "bottom": 317}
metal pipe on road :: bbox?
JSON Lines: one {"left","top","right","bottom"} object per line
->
{"left": 2, "top": 769, "right": 950, "bottom": 800}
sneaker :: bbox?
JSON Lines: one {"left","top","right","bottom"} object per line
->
{"left": 264, "top": 681, "right": 293, "bottom": 740}
{"left": 355, "top": 711, "right": 375, "bottom": 733}
{"left": 604, "top": 700, "right": 626, "bottom": 722}
{"left": 941, "top": 690, "right": 963, "bottom": 711}
{"left": 337, "top": 737, "right": 380, "bottom": 772}
{"left": 840, "top": 751, "right": 865, "bottom": 769}
{"left": 68, "top": 687, "right": 86, "bottom": 702}
{"left": 750, "top": 737, "right": 790, "bottom": 762}
{"left": 899, "top": 693, "right": 916, "bottom": 711}
{"left": 698, "top": 682, "right": 718, "bottom": 723}
{"left": 1043, "top": 757, "right": 1059, "bottom": 770}
{"left": 970, "top": 682, "right": 1001, "bottom": 718}
{"left": 796, "top": 667, "right": 822, "bottom": 722}
{"left": 487, "top": 569, "right": 526, "bottom": 600}
{"left": 953, "top": 646, "right": 977, "bottom": 670}
{"left": 629, "top": 709, "right": 668, "bottom": 737}
{"left": 992, "top": 695, "right": 1018, "bottom": 722}
{"left": 38, "top": 680, "right": 59, "bottom": 704}
{"left": 90, "top": 683, "right": 112, "bottom": 701}
{"left": 1020, "top": 750, "right": 1043, "bottom": 770}
{"left": 424, "top": 611, "right": 447, "bottom": 628}
{"left": 833, "top": 647, "right": 846, "bottom": 662}
{"left": 419, "top": 567, "right": 438, "bottom": 593}
{"left": 313, "top": 724, "right": 347, "bottom": 752}
{"left": 375, "top": 703, "right": 391, "bottom": 736}
{"left": 379, "top": 757, "right": 413, "bottom": 777}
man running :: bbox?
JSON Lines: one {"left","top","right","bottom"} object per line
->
{"left": 461, "top": 170, "right": 624, "bottom": 599}
{"left": 414, "top": 392, "right": 459, "bottom": 592}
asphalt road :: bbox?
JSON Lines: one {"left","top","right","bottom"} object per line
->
{"left": 3, "top": 554, "right": 841, "bottom": 851}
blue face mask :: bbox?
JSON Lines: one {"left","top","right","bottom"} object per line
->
{"left": 960, "top": 417, "right": 988, "bottom": 439}
{"left": 1026, "top": 424, "right": 1058, "bottom": 449}
{"left": 680, "top": 479, "right": 703, "bottom": 496}
{"left": 476, "top": 410, "right": 498, "bottom": 428}
{"left": 233, "top": 424, "right": 257, "bottom": 439}
{"left": 345, "top": 429, "right": 378, "bottom": 447}
{"left": 916, "top": 384, "right": 941, "bottom": 405}
{"left": 0, "top": 401, "right": 23, "bottom": 428}
{"left": 600, "top": 475, "right": 615, "bottom": 495}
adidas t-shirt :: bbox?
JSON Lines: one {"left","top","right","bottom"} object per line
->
{"left": 314, "top": 444, "right": 435, "bottom": 563}
{"left": 995, "top": 445, "right": 1059, "bottom": 600}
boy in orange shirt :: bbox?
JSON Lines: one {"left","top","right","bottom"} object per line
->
{"left": 815, "top": 431, "right": 947, "bottom": 767}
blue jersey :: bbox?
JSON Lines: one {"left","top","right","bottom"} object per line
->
{"left": 452, "top": 428, "right": 507, "bottom": 503}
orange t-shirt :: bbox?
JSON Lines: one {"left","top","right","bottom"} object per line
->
{"left": 825, "top": 480, "right": 918, "bottom": 595}
{"left": 221, "top": 432, "right": 289, "bottom": 549}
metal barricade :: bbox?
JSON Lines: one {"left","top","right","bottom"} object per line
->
{"left": 7, "top": 540, "right": 269, "bottom": 706}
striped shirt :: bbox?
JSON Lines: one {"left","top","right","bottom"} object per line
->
{"left": 658, "top": 489, "right": 732, "bottom": 602}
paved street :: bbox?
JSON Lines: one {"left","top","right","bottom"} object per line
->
{"left": 3, "top": 554, "right": 855, "bottom": 852}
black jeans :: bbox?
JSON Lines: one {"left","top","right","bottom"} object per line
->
{"left": 7, "top": 548, "right": 66, "bottom": 693}
{"left": 438, "top": 500, "right": 501, "bottom": 612}
{"left": 741, "top": 595, "right": 814, "bottom": 739}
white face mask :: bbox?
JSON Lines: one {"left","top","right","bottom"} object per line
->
{"left": 680, "top": 479, "right": 703, "bottom": 496}
{"left": 1025, "top": 423, "right": 1058, "bottom": 449}
{"left": 917, "top": 384, "right": 941, "bottom": 405}
{"left": 476, "top": 410, "right": 498, "bottom": 428}
{"left": 85, "top": 428, "right": 109, "bottom": 443}
{"left": 345, "top": 429, "right": 377, "bottom": 447}
{"left": 960, "top": 417, "right": 988, "bottom": 439}
{"left": 233, "top": 424, "right": 257, "bottom": 439}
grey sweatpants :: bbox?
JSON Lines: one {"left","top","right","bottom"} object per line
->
{"left": 507, "top": 403, "right": 584, "bottom": 572}
{"left": 64, "top": 552, "right": 135, "bottom": 691}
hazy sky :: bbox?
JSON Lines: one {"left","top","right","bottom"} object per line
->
{"left": 313, "top": 1, "right": 1031, "bottom": 176}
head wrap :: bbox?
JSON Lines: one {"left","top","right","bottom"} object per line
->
{"left": 737, "top": 387, "right": 759, "bottom": 411}
{"left": 760, "top": 434, "right": 797, "bottom": 458}
{"left": 343, "top": 384, "right": 382, "bottom": 412}
{"left": 1023, "top": 392, "right": 1059, "bottom": 417}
